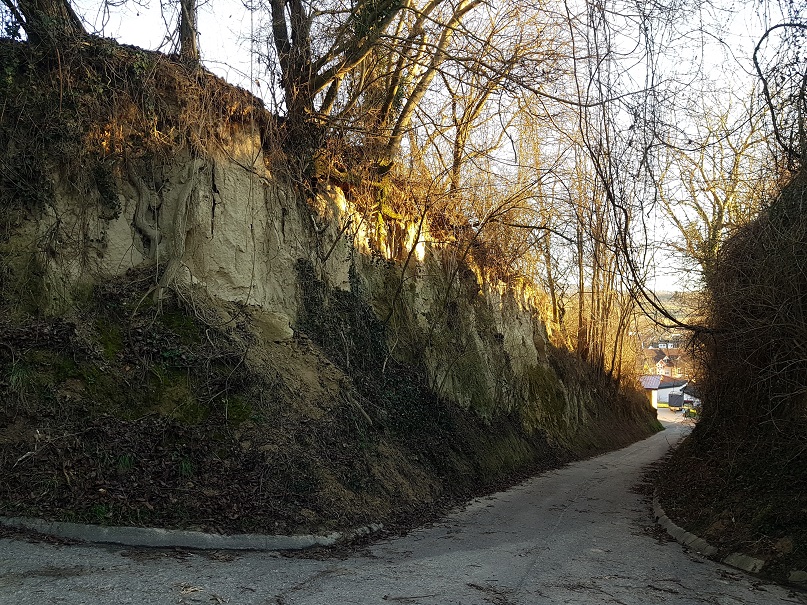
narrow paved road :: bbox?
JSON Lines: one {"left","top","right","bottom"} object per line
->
{"left": 1, "top": 411, "right": 804, "bottom": 605}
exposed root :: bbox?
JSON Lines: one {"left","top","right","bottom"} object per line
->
{"left": 126, "top": 160, "right": 161, "bottom": 255}
{"left": 155, "top": 158, "right": 206, "bottom": 300}
{"left": 125, "top": 157, "right": 207, "bottom": 303}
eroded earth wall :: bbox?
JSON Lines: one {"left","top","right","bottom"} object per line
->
{"left": 3, "top": 129, "right": 647, "bottom": 449}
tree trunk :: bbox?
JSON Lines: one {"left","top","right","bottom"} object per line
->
{"left": 13, "top": 0, "right": 84, "bottom": 45}
{"left": 576, "top": 221, "right": 587, "bottom": 360}
{"left": 543, "top": 236, "right": 560, "bottom": 326}
{"left": 179, "top": 0, "right": 199, "bottom": 66}
{"left": 384, "top": 0, "right": 484, "bottom": 161}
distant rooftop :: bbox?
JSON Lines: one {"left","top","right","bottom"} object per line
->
{"left": 659, "top": 376, "right": 687, "bottom": 389}
{"left": 639, "top": 375, "right": 688, "bottom": 390}
{"left": 639, "top": 375, "right": 662, "bottom": 390}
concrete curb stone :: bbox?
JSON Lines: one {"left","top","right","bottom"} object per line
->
{"left": 652, "top": 494, "right": 718, "bottom": 558}
{"left": 653, "top": 492, "right": 807, "bottom": 587}
{"left": 0, "top": 515, "right": 383, "bottom": 551}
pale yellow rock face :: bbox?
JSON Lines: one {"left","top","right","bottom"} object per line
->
{"left": 251, "top": 309, "right": 295, "bottom": 343}
{"left": 8, "top": 131, "right": 588, "bottom": 431}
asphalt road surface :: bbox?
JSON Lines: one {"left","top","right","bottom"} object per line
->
{"left": 1, "top": 410, "right": 804, "bottom": 605}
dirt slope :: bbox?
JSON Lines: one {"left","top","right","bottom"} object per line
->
{"left": 0, "top": 265, "right": 661, "bottom": 535}
{"left": 0, "top": 37, "right": 660, "bottom": 536}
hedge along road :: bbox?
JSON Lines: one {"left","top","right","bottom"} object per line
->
{"left": 1, "top": 411, "right": 804, "bottom": 605}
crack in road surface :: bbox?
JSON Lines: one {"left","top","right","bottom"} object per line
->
{"left": 1, "top": 410, "right": 805, "bottom": 604}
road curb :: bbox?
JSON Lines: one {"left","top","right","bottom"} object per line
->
{"left": 652, "top": 497, "right": 719, "bottom": 559}
{"left": 652, "top": 492, "right": 796, "bottom": 580}
{"left": 0, "top": 515, "right": 383, "bottom": 551}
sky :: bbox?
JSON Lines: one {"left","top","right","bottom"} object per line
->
{"left": 72, "top": 0, "right": 259, "bottom": 94}
{"left": 70, "top": 0, "right": 774, "bottom": 106}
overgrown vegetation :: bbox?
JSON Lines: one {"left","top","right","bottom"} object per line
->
{"left": 0, "top": 37, "right": 262, "bottom": 171}
{"left": 649, "top": 11, "right": 807, "bottom": 588}
{"left": 699, "top": 171, "right": 807, "bottom": 431}
{"left": 0, "top": 270, "right": 288, "bottom": 530}
{"left": 657, "top": 171, "right": 807, "bottom": 584}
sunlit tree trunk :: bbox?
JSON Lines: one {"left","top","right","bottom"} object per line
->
{"left": 543, "top": 234, "right": 560, "bottom": 325}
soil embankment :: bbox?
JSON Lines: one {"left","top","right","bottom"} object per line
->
{"left": 0, "top": 38, "right": 660, "bottom": 536}
{"left": 655, "top": 171, "right": 807, "bottom": 585}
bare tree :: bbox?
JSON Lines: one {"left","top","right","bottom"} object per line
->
{"left": 654, "top": 92, "right": 776, "bottom": 279}
{"left": 754, "top": 21, "right": 807, "bottom": 169}
{"left": 178, "top": 0, "right": 199, "bottom": 65}
{"left": 265, "top": 0, "right": 403, "bottom": 139}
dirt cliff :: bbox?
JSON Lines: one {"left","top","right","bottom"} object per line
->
{"left": 0, "top": 38, "right": 659, "bottom": 534}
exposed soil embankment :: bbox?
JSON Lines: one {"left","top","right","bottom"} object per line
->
{"left": 656, "top": 427, "right": 807, "bottom": 583}
{"left": 0, "top": 266, "right": 657, "bottom": 536}
{"left": 656, "top": 171, "right": 807, "bottom": 585}
{"left": 0, "top": 37, "right": 660, "bottom": 536}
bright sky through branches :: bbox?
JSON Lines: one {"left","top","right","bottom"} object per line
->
{"left": 73, "top": 0, "right": 257, "bottom": 91}
{"left": 73, "top": 0, "right": 770, "bottom": 107}
{"left": 69, "top": 0, "right": 784, "bottom": 294}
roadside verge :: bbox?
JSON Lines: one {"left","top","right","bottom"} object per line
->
{"left": 653, "top": 493, "right": 807, "bottom": 588}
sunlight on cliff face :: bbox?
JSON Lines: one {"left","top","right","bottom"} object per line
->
{"left": 415, "top": 241, "right": 426, "bottom": 262}
{"left": 326, "top": 186, "right": 432, "bottom": 265}
{"left": 333, "top": 189, "right": 348, "bottom": 214}
{"left": 406, "top": 223, "right": 427, "bottom": 262}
